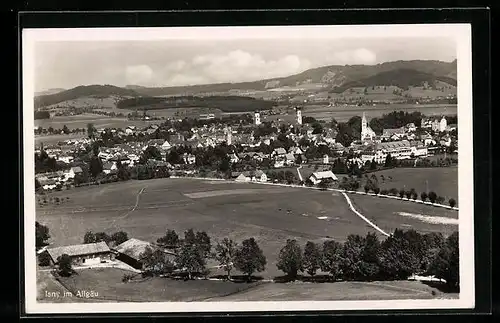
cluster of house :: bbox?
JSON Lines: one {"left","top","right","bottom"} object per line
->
{"left": 39, "top": 238, "right": 177, "bottom": 271}
{"left": 358, "top": 113, "right": 457, "bottom": 164}
{"left": 36, "top": 166, "right": 83, "bottom": 190}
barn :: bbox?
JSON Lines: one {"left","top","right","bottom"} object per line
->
{"left": 113, "top": 238, "right": 153, "bottom": 270}
{"left": 45, "top": 241, "right": 113, "bottom": 266}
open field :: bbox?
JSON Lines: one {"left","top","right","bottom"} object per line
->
{"left": 262, "top": 104, "right": 456, "bottom": 123}
{"left": 348, "top": 194, "right": 458, "bottom": 236}
{"left": 35, "top": 114, "right": 163, "bottom": 131}
{"left": 35, "top": 133, "right": 86, "bottom": 146}
{"left": 38, "top": 267, "right": 457, "bottom": 303}
{"left": 51, "top": 268, "right": 263, "bottom": 302}
{"left": 216, "top": 279, "right": 458, "bottom": 301}
{"left": 37, "top": 178, "right": 458, "bottom": 279}
{"left": 366, "top": 167, "right": 458, "bottom": 203}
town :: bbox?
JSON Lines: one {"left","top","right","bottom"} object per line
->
{"left": 34, "top": 107, "right": 458, "bottom": 192}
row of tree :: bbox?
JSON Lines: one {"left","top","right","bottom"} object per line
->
{"left": 275, "top": 230, "right": 459, "bottom": 290}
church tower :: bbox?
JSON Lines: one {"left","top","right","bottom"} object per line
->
{"left": 254, "top": 111, "right": 261, "bottom": 125}
{"left": 361, "top": 112, "right": 368, "bottom": 139}
{"left": 296, "top": 106, "right": 303, "bottom": 125}
{"left": 226, "top": 127, "right": 232, "bottom": 145}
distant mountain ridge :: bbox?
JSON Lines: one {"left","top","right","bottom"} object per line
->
{"left": 34, "top": 59, "right": 457, "bottom": 108}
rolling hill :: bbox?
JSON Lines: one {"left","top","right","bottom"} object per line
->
{"left": 34, "top": 60, "right": 457, "bottom": 109}
{"left": 34, "top": 85, "right": 140, "bottom": 109}
{"left": 329, "top": 68, "right": 457, "bottom": 93}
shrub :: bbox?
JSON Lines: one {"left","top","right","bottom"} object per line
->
{"left": 405, "top": 190, "right": 412, "bottom": 199}
{"left": 364, "top": 185, "right": 370, "bottom": 193}
{"left": 399, "top": 189, "right": 405, "bottom": 198}
{"left": 380, "top": 189, "right": 388, "bottom": 195}
{"left": 122, "top": 273, "right": 135, "bottom": 283}
{"left": 436, "top": 196, "right": 445, "bottom": 204}
{"left": 411, "top": 192, "right": 418, "bottom": 200}
{"left": 373, "top": 187, "right": 380, "bottom": 195}
{"left": 421, "top": 192, "right": 428, "bottom": 202}
{"left": 389, "top": 188, "right": 398, "bottom": 196}
{"left": 428, "top": 191, "right": 438, "bottom": 203}
{"left": 449, "top": 198, "right": 457, "bottom": 208}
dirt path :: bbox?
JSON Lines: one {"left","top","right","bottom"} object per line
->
{"left": 340, "top": 192, "right": 390, "bottom": 237}
{"left": 106, "top": 186, "right": 146, "bottom": 231}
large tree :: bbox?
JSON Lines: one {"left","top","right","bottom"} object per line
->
{"left": 428, "top": 231, "right": 459, "bottom": 289}
{"left": 175, "top": 243, "right": 206, "bottom": 280}
{"left": 157, "top": 229, "right": 180, "bottom": 248}
{"left": 111, "top": 231, "right": 129, "bottom": 245}
{"left": 276, "top": 239, "right": 303, "bottom": 280}
{"left": 234, "top": 237, "right": 267, "bottom": 281}
{"left": 360, "top": 232, "right": 381, "bottom": 280}
{"left": 303, "top": 241, "right": 321, "bottom": 277}
{"left": 89, "top": 156, "right": 103, "bottom": 178}
{"left": 320, "top": 240, "right": 344, "bottom": 280}
{"left": 214, "top": 238, "right": 238, "bottom": 280}
{"left": 340, "top": 234, "right": 366, "bottom": 281}
{"left": 57, "top": 254, "right": 73, "bottom": 277}
{"left": 35, "top": 221, "right": 50, "bottom": 248}
{"left": 195, "top": 231, "right": 212, "bottom": 258}
{"left": 140, "top": 246, "right": 174, "bottom": 276}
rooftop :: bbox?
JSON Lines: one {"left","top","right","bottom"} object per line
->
{"left": 46, "top": 241, "right": 110, "bottom": 262}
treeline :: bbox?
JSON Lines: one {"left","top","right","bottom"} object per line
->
{"left": 116, "top": 95, "right": 275, "bottom": 113}
{"left": 34, "top": 111, "right": 50, "bottom": 119}
{"left": 369, "top": 111, "right": 425, "bottom": 135}
{"left": 275, "top": 230, "right": 459, "bottom": 291}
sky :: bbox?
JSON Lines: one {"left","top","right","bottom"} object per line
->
{"left": 34, "top": 36, "right": 456, "bottom": 92}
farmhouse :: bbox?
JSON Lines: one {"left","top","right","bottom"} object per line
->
{"left": 45, "top": 241, "right": 113, "bottom": 266}
{"left": 309, "top": 171, "right": 338, "bottom": 185}
{"left": 113, "top": 238, "right": 154, "bottom": 270}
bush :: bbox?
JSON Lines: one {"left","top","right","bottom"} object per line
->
{"left": 380, "top": 189, "right": 389, "bottom": 195}
{"left": 364, "top": 185, "right": 370, "bottom": 193}
{"left": 436, "top": 196, "right": 445, "bottom": 204}
{"left": 399, "top": 189, "right": 406, "bottom": 198}
{"left": 373, "top": 187, "right": 380, "bottom": 195}
{"left": 428, "top": 191, "right": 438, "bottom": 203}
{"left": 389, "top": 188, "right": 398, "bottom": 196}
{"left": 421, "top": 192, "right": 428, "bottom": 202}
{"left": 449, "top": 198, "right": 457, "bottom": 208}
{"left": 122, "top": 273, "right": 135, "bottom": 283}
{"left": 405, "top": 190, "right": 412, "bottom": 199}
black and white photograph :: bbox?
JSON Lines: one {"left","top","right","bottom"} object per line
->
{"left": 23, "top": 24, "right": 474, "bottom": 314}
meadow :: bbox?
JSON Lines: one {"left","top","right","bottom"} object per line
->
{"left": 38, "top": 267, "right": 456, "bottom": 303}
{"left": 367, "top": 167, "right": 459, "bottom": 203}
{"left": 34, "top": 114, "right": 164, "bottom": 131}
{"left": 36, "top": 178, "right": 458, "bottom": 279}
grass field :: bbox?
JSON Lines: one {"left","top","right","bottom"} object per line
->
{"left": 35, "top": 114, "right": 163, "bottom": 131}
{"left": 37, "top": 267, "right": 457, "bottom": 303}
{"left": 348, "top": 194, "right": 458, "bottom": 237}
{"left": 37, "top": 178, "right": 458, "bottom": 279}
{"left": 51, "top": 268, "right": 263, "bottom": 302}
{"left": 366, "top": 167, "right": 458, "bottom": 203}
{"left": 217, "top": 280, "right": 458, "bottom": 301}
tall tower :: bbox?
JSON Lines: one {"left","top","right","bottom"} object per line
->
{"left": 226, "top": 127, "right": 232, "bottom": 145}
{"left": 254, "top": 111, "right": 261, "bottom": 125}
{"left": 296, "top": 106, "right": 303, "bottom": 125}
{"left": 361, "top": 112, "right": 368, "bottom": 139}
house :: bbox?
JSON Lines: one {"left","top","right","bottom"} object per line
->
{"left": 272, "top": 147, "right": 287, "bottom": 157}
{"left": 182, "top": 153, "right": 196, "bottom": 165}
{"left": 381, "top": 127, "right": 406, "bottom": 141}
{"left": 285, "top": 153, "right": 295, "bottom": 166}
{"left": 161, "top": 140, "right": 171, "bottom": 150}
{"left": 113, "top": 238, "right": 161, "bottom": 270}
{"left": 44, "top": 241, "right": 113, "bottom": 266}
{"left": 235, "top": 173, "right": 251, "bottom": 182}
{"left": 274, "top": 159, "right": 285, "bottom": 168}
{"left": 67, "top": 166, "right": 83, "bottom": 178}
{"left": 254, "top": 170, "right": 268, "bottom": 182}
{"left": 309, "top": 171, "right": 338, "bottom": 185}
{"left": 405, "top": 123, "right": 417, "bottom": 132}
{"left": 229, "top": 153, "right": 239, "bottom": 163}
{"left": 57, "top": 156, "right": 74, "bottom": 164}
{"left": 422, "top": 133, "right": 436, "bottom": 146}
{"left": 323, "top": 154, "right": 329, "bottom": 164}
{"left": 103, "top": 162, "right": 118, "bottom": 174}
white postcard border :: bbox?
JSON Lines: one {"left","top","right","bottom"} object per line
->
{"left": 23, "top": 23, "right": 474, "bottom": 314}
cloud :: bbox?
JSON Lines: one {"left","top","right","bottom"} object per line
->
{"left": 324, "top": 48, "right": 377, "bottom": 65}
{"left": 182, "top": 50, "right": 311, "bottom": 85}
{"left": 125, "top": 65, "right": 153, "bottom": 84}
